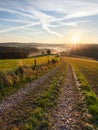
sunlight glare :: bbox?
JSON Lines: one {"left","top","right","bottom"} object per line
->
{"left": 72, "top": 36, "right": 79, "bottom": 43}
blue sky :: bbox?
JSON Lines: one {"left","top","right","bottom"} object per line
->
{"left": 0, "top": 0, "right": 98, "bottom": 43}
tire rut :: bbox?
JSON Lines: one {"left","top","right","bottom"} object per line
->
{"left": 52, "top": 65, "right": 92, "bottom": 130}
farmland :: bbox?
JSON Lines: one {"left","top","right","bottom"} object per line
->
{"left": 0, "top": 56, "right": 98, "bottom": 129}
{"left": 0, "top": 55, "right": 59, "bottom": 100}
{"left": 0, "top": 55, "right": 57, "bottom": 72}
{"left": 64, "top": 56, "right": 98, "bottom": 128}
{"left": 64, "top": 57, "right": 98, "bottom": 96}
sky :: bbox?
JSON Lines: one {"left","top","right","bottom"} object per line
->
{"left": 0, "top": 0, "right": 98, "bottom": 44}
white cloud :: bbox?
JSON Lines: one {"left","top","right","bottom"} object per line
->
{"left": 49, "top": 21, "right": 87, "bottom": 28}
{"left": 0, "top": 8, "right": 36, "bottom": 19}
{"left": 59, "top": 10, "right": 98, "bottom": 21}
{"left": 0, "top": 22, "right": 40, "bottom": 33}
{"left": 0, "top": 18, "right": 30, "bottom": 23}
{"left": 42, "top": 24, "right": 63, "bottom": 37}
{"left": 29, "top": 0, "right": 98, "bottom": 19}
{"left": 0, "top": 0, "right": 98, "bottom": 37}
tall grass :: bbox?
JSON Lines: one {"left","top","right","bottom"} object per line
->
{"left": 0, "top": 55, "right": 57, "bottom": 72}
{"left": 0, "top": 56, "right": 59, "bottom": 100}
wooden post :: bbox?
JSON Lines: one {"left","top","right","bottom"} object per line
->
{"left": 48, "top": 59, "right": 50, "bottom": 64}
{"left": 34, "top": 59, "right": 36, "bottom": 66}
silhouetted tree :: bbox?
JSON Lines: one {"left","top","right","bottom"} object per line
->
{"left": 47, "top": 49, "right": 51, "bottom": 55}
{"left": 42, "top": 51, "right": 44, "bottom": 55}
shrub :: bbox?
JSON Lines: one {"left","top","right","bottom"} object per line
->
{"left": 51, "top": 58, "right": 57, "bottom": 64}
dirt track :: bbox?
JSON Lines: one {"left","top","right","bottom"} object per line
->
{"left": 0, "top": 62, "right": 93, "bottom": 130}
{"left": 52, "top": 65, "right": 93, "bottom": 130}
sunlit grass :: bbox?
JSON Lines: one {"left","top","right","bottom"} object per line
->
{"left": 64, "top": 56, "right": 98, "bottom": 94}
{"left": 0, "top": 55, "right": 56, "bottom": 72}
{"left": 64, "top": 56, "right": 98, "bottom": 128}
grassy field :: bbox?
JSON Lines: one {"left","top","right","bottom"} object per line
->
{"left": 64, "top": 57, "right": 98, "bottom": 95}
{"left": 64, "top": 56, "right": 98, "bottom": 128}
{"left": 0, "top": 55, "right": 59, "bottom": 100}
{"left": 0, "top": 55, "right": 57, "bottom": 72}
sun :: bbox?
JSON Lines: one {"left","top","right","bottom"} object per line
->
{"left": 72, "top": 36, "right": 79, "bottom": 43}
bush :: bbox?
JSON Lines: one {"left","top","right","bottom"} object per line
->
{"left": 51, "top": 58, "right": 57, "bottom": 64}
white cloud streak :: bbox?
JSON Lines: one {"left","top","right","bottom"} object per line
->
{"left": 0, "top": 8, "right": 36, "bottom": 19}
{"left": 0, "top": 18, "right": 30, "bottom": 23}
{"left": 0, "top": 0, "right": 98, "bottom": 37}
{"left": 42, "top": 24, "right": 63, "bottom": 37}
{"left": 0, "top": 22, "right": 40, "bottom": 33}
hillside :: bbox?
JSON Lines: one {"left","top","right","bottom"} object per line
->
{"left": 69, "top": 44, "right": 98, "bottom": 59}
{"left": 0, "top": 46, "right": 40, "bottom": 59}
{"left": 0, "top": 43, "right": 57, "bottom": 59}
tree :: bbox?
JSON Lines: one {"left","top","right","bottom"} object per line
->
{"left": 47, "top": 49, "right": 51, "bottom": 55}
{"left": 42, "top": 51, "right": 44, "bottom": 55}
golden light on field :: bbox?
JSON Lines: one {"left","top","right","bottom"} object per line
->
{"left": 72, "top": 36, "right": 80, "bottom": 43}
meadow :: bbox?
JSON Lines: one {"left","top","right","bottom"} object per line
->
{"left": 0, "top": 55, "right": 59, "bottom": 100}
{"left": 0, "top": 55, "right": 56, "bottom": 72}
{"left": 65, "top": 57, "right": 98, "bottom": 96}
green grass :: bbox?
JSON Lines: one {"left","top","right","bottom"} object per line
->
{"left": 64, "top": 56, "right": 98, "bottom": 90}
{"left": 0, "top": 55, "right": 57, "bottom": 72}
{"left": 64, "top": 56, "right": 98, "bottom": 128}
{"left": 18, "top": 62, "right": 68, "bottom": 130}
{"left": 75, "top": 68, "right": 98, "bottom": 128}
{"left": 0, "top": 55, "right": 59, "bottom": 100}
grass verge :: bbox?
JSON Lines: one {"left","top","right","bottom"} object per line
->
{"left": 16, "top": 63, "right": 67, "bottom": 130}
{"left": 75, "top": 68, "right": 98, "bottom": 128}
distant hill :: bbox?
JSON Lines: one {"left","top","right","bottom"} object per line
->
{"left": 0, "top": 46, "right": 39, "bottom": 59}
{"left": 69, "top": 44, "right": 98, "bottom": 60}
{"left": 1, "top": 43, "right": 98, "bottom": 59}
{"left": 0, "top": 43, "right": 57, "bottom": 59}
{"left": 0, "top": 42, "right": 60, "bottom": 58}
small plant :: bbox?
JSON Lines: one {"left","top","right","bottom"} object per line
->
{"left": 51, "top": 58, "right": 57, "bottom": 64}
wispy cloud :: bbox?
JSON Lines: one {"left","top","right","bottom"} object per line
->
{"left": 0, "top": 8, "right": 36, "bottom": 19}
{"left": 57, "top": 10, "right": 98, "bottom": 21}
{"left": 49, "top": 21, "right": 87, "bottom": 28}
{"left": 0, "top": 7, "right": 63, "bottom": 37}
{"left": 42, "top": 24, "right": 63, "bottom": 37}
{"left": 0, "top": 22, "right": 40, "bottom": 33}
{"left": 0, "top": 0, "right": 98, "bottom": 39}
{"left": 0, "top": 18, "right": 30, "bottom": 23}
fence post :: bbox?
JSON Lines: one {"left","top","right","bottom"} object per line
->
{"left": 34, "top": 59, "right": 37, "bottom": 67}
{"left": 48, "top": 59, "right": 50, "bottom": 64}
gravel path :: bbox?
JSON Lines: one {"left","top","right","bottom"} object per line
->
{"left": 52, "top": 65, "right": 92, "bottom": 130}
{"left": 0, "top": 63, "right": 93, "bottom": 130}
{"left": 0, "top": 63, "right": 63, "bottom": 130}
